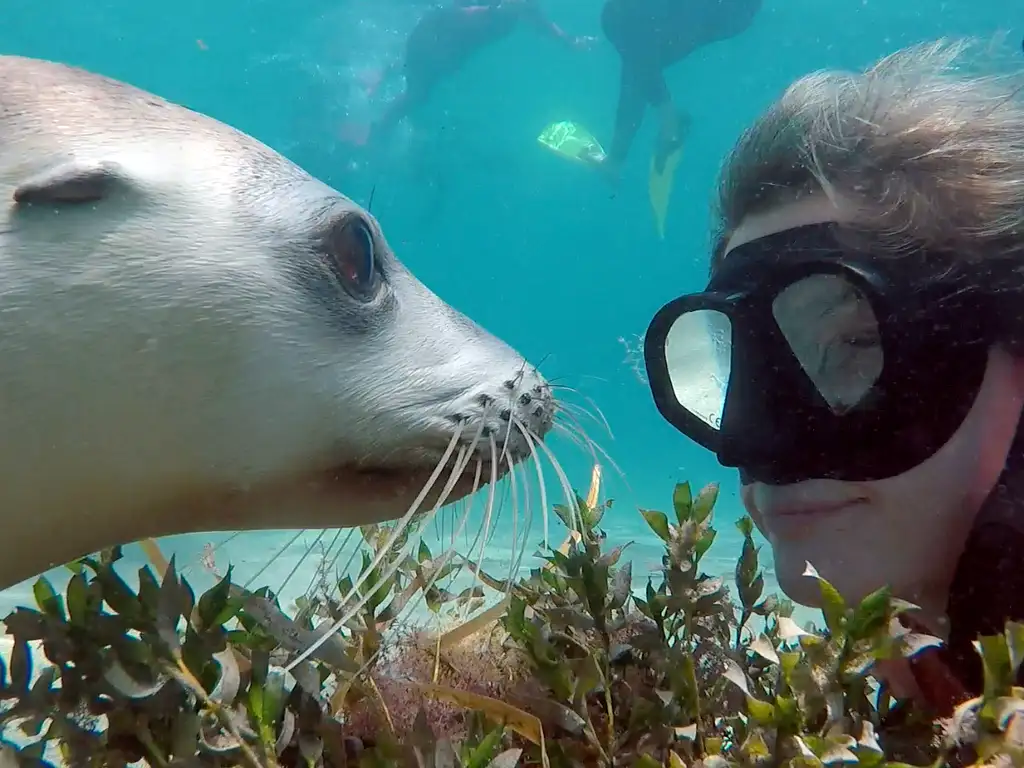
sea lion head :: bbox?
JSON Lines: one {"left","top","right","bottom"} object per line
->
{"left": 0, "top": 55, "right": 564, "bottom": 589}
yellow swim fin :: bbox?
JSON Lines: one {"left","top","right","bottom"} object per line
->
{"left": 538, "top": 120, "right": 607, "bottom": 165}
{"left": 649, "top": 144, "right": 684, "bottom": 240}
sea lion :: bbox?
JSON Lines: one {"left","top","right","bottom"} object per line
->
{"left": 0, "top": 55, "right": 559, "bottom": 591}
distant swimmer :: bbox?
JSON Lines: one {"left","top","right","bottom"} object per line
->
{"left": 594, "top": 0, "right": 763, "bottom": 183}
{"left": 535, "top": 0, "right": 762, "bottom": 239}
{"left": 341, "top": 0, "right": 596, "bottom": 148}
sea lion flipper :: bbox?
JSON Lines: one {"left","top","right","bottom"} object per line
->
{"left": 13, "top": 160, "right": 126, "bottom": 205}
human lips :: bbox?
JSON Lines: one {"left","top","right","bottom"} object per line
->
{"left": 757, "top": 498, "right": 866, "bottom": 539}
{"left": 750, "top": 483, "right": 868, "bottom": 531}
{"left": 762, "top": 499, "right": 865, "bottom": 519}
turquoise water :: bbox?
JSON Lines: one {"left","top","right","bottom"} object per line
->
{"left": 0, "top": 0, "right": 1018, "bottom": 628}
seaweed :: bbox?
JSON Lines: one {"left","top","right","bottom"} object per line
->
{"left": 0, "top": 472, "right": 1019, "bottom": 768}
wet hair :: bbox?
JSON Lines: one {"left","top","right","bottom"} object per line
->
{"left": 711, "top": 39, "right": 1024, "bottom": 270}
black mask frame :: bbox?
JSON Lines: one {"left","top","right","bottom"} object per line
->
{"left": 644, "top": 223, "right": 1023, "bottom": 485}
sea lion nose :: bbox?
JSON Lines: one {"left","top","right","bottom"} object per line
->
{"left": 455, "top": 357, "right": 555, "bottom": 462}
{"left": 498, "top": 370, "right": 555, "bottom": 440}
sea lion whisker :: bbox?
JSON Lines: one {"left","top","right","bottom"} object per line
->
{"left": 497, "top": 395, "right": 519, "bottom": 466}
{"left": 512, "top": 419, "right": 551, "bottom": 550}
{"left": 554, "top": 391, "right": 614, "bottom": 438}
{"left": 449, "top": 450, "right": 525, "bottom": 622}
{"left": 550, "top": 423, "right": 618, "bottom": 491}
{"left": 353, "top": 425, "right": 482, "bottom": 602}
{"left": 469, "top": 452, "right": 500, "bottom": 596}
{"left": 496, "top": 366, "right": 540, "bottom": 466}
{"left": 302, "top": 527, "right": 352, "bottom": 601}
{"left": 321, "top": 432, "right": 483, "bottom": 602}
{"left": 521, "top": 422, "right": 581, "bottom": 533}
{"left": 398, "top": 471, "right": 480, "bottom": 628}
{"left": 553, "top": 419, "right": 626, "bottom": 485}
{"left": 449, "top": 442, "right": 503, "bottom": 623}
{"left": 435, "top": 468, "right": 490, "bottom": 626}
{"left": 503, "top": 450, "right": 522, "bottom": 596}
{"left": 505, "top": 449, "right": 534, "bottom": 592}
{"left": 447, "top": 457, "right": 485, "bottom": 553}
{"left": 274, "top": 527, "right": 330, "bottom": 600}
{"left": 433, "top": 433, "right": 489, "bottom": 554}
{"left": 327, "top": 514, "right": 460, "bottom": 681}
{"left": 540, "top": 375, "right": 577, "bottom": 389}
{"left": 578, "top": 394, "right": 614, "bottom": 437}
{"left": 284, "top": 425, "right": 465, "bottom": 671}
{"left": 384, "top": 445, "right": 468, "bottom": 574}
{"left": 551, "top": 420, "right": 593, "bottom": 457}
{"left": 339, "top": 456, "right": 470, "bottom": 648}
{"left": 445, "top": 457, "right": 485, "bottom": 556}
{"left": 180, "top": 531, "right": 242, "bottom": 580}
{"left": 379, "top": 442, "right": 476, "bottom": 575}
{"left": 323, "top": 524, "right": 377, "bottom": 604}
{"left": 456, "top": 438, "right": 501, "bottom": 581}
{"left": 242, "top": 529, "right": 308, "bottom": 593}
{"left": 294, "top": 485, "right": 453, "bottom": 673}
{"left": 528, "top": 352, "right": 553, "bottom": 372}
{"left": 433, "top": 419, "right": 490, "bottom": 508}
{"left": 432, "top": 495, "right": 456, "bottom": 548}
{"left": 325, "top": 433, "right": 478, "bottom": 644}
{"left": 556, "top": 399, "right": 611, "bottom": 440}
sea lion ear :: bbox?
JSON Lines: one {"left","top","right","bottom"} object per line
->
{"left": 13, "top": 160, "right": 127, "bottom": 205}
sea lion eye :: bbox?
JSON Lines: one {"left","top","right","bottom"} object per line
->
{"left": 327, "top": 217, "right": 379, "bottom": 302}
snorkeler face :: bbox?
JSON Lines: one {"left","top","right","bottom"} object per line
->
{"left": 725, "top": 197, "right": 1024, "bottom": 616}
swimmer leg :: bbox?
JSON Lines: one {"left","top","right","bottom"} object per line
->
{"left": 366, "top": 68, "right": 436, "bottom": 148}
{"left": 650, "top": 74, "right": 688, "bottom": 173}
{"left": 363, "top": 60, "right": 399, "bottom": 97}
{"left": 606, "top": 62, "right": 656, "bottom": 172}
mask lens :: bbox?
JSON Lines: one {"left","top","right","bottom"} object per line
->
{"left": 772, "top": 274, "right": 884, "bottom": 414}
{"left": 664, "top": 308, "right": 731, "bottom": 430}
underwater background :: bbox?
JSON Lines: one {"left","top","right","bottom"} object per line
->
{"left": 0, "top": 0, "right": 1018, "bottom": 629}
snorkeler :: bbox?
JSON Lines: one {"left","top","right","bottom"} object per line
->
{"left": 644, "top": 40, "right": 1024, "bottom": 716}
{"left": 343, "top": 0, "right": 595, "bottom": 148}
{"left": 594, "top": 0, "right": 762, "bottom": 181}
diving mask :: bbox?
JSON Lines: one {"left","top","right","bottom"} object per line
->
{"left": 644, "top": 222, "right": 1024, "bottom": 485}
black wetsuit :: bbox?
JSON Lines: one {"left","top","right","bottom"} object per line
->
{"left": 367, "top": 0, "right": 575, "bottom": 145}
{"left": 873, "top": 427, "right": 1024, "bottom": 722}
{"left": 601, "top": 0, "right": 762, "bottom": 167}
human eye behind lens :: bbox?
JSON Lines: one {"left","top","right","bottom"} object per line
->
{"left": 839, "top": 329, "right": 881, "bottom": 350}
{"left": 821, "top": 326, "right": 880, "bottom": 369}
